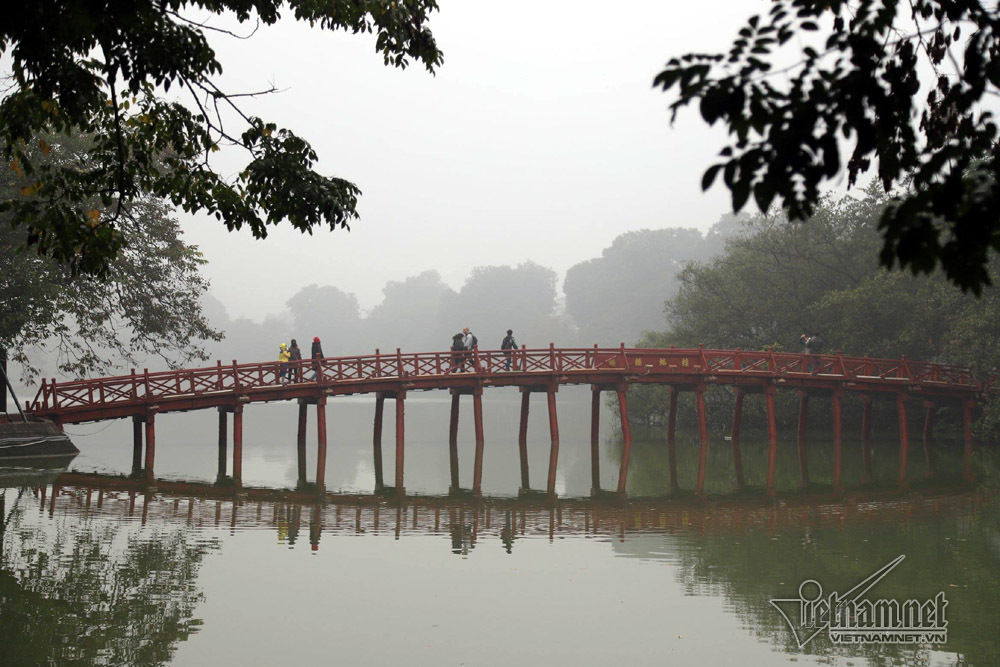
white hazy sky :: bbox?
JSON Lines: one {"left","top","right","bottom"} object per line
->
{"left": 183, "top": 0, "right": 769, "bottom": 319}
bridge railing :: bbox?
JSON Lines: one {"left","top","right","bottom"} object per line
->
{"left": 28, "top": 346, "right": 976, "bottom": 414}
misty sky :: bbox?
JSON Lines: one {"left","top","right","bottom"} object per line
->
{"left": 183, "top": 0, "right": 770, "bottom": 319}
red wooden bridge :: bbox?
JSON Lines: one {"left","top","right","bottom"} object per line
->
{"left": 26, "top": 345, "right": 984, "bottom": 497}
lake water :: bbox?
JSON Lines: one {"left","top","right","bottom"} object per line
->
{"left": 2, "top": 386, "right": 998, "bottom": 666}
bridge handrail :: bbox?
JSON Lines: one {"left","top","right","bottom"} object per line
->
{"left": 28, "top": 346, "right": 978, "bottom": 413}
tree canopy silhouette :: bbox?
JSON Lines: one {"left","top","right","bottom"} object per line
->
{"left": 1, "top": 0, "right": 442, "bottom": 276}
{"left": 655, "top": 0, "right": 1000, "bottom": 293}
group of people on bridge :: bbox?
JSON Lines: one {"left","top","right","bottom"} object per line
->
{"left": 447, "top": 327, "right": 519, "bottom": 373}
{"left": 275, "top": 328, "right": 521, "bottom": 379}
{"left": 277, "top": 337, "right": 324, "bottom": 383}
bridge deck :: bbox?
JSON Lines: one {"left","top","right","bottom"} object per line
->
{"left": 27, "top": 346, "right": 980, "bottom": 424}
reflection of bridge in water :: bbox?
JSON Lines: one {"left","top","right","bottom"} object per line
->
{"left": 29, "top": 472, "right": 986, "bottom": 553}
{"left": 26, "top": 347, "right": 986, "bottom": 498}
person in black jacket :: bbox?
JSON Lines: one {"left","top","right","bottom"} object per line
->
{"left": 448, "top": 333, "right": 467, "bottom": 373}
{"left": 308, "top": 336, "right": 324, "bottom": 380}
{"left": 500, "top": 329, "right": 518, "bottom": 370}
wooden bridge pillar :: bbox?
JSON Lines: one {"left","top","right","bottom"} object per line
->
{"left": 922, "top": 401, "right": 935, "bottom": 479}
{"left": 297, "top": 402, "right": 308, "bottom": 486}
{"left": 518, "top": 391, "right": 531, "bottom": 492}
{"left": 449, "top": 392, "right": 461, "bottom": 492}
{"left": 963, "top": 400, "right": 976, "bottom": 483}
{"left": 832, "top": 388, "right": 844, "bottom": 493}
{"left": 373, "top": 395, "right": 385, "bottom": 490}
{"left": 395, "top": 392, "right": 405, "bottom": 495}
{"left": 132, "top": 416, "right": 144, "bottom": 475}
{"left": 764, "top": 385, "right": 778, "bottom": 496}
{"left": 795, "top": 391, "right": 810, "bottom": 487}
{"left": 666, "top": 386, "right": 679, "bottom": 494}
{"left": 615, "top": 384, "right": 632, "bottom": 497}
{"left": 546, "top": 387, "right": 560, "bottom": 497}
{"left": 860, "top": 395, "right": 874, "bottom": 484}
{"left": 315, "top": 397, "right": 327, "bottom": 491}
{"left": 144, "top": 412, "right": 156, "bottom": 481}
{"left": 472, "top": 388, "right": 485, "bottom": 496}
{"left": 217, "top": 409, "right": 228, "bottom": 479}
{"left": 730, "top": 388, "right": 746, "bottom": 491}
{"left": 896, "top": 393, "right": 909, "bottom": 488}
{"left": 232, "top": 404, "right": 243, "bottom": 485}
{"left": 694, "top": 383, "right": 709, "bottom": 495}
{"left": 590, "top": 387, "right": 601, "bottom": 493}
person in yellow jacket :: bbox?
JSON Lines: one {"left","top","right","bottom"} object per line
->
{"left": 278, "top": 342, "right": 291, "bottom": 383}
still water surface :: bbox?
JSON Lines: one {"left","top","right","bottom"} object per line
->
{"left": 2, "top": 387, "right": 998, "bottom": 666}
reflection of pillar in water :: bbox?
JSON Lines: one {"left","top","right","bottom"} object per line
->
{"left": 310, "top": 503, "right": 322, "bottom": 551}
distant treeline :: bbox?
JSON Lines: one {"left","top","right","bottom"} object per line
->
{"left": 199, "top": 214, "right": 745, "bottom": 364}
{"left": 627, "top": 183, "right": 1000, "bottom": 443}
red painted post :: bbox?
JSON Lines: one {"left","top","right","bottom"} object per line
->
{"left": 730, "top": 388, "right": 746, "bottom": 491}
{"left": 896, "top": 394, "right": 909, "bottom": 487}
{"left": 590, "top": 387, "right": 601, "bottom": 492}
{"left": 832, "top": 388, "right": 843, "bottom": 492}
{"left": 132, "top": 416, "right": 143, "bottom": 475}
{"left": 518, "top": 391, "right": 530, "bottom": 490}
{"left": 144, "top": 414, "right": 156, "bottom": 481}
{"left": 449, "top": 392, "right": 460, "bottom": 491}
{"left": 667, "top": 386, "right": 679, "bottom": 493}
{"left": 472, "top": 390, "right": 485, "bottom": 495}
{"left": 373, "top": 395, "right": 385, "bottom": 489}
{"left": 218, "top": 409, "right": 228, "bottom": 479}
{"left": 297, "top": 402, "right": 308, "bottom": 485}
{"left": 395, "top": 393, "right": 405, "bottom": 494}
{"left": 316, "top": 398, "right": 327, "bottom": 490}
{"left": 765, "top": 386, "right": 778, "bottom": 496}
{"left": 232, "top": 405, "right": 243, "bottom": 485}
{"left": 860, "top": 395, "right": 874, "bottom": 484}
{"left": 796, "top": 391, "right": 810, "bottom": 487}
{"left": 963, "top": 400, "right": 975, "bottom": 483}
{"left": 694, "top": 383, "right": 709, "bottom": 495}
{"left": 616, "top": 387, "right": 632, "bottom": 496}
{"left": 922, "top": 401, "right": 935, "bottom": 479}
{"left": 546, "top": 389, "right": 560, "bottom": 496}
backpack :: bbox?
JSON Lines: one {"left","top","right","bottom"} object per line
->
{"left": 470, "top": 334, "right": 478, "bottom": 349}
{"left": 810, "top": 336, "right": 824, "bottom": 353}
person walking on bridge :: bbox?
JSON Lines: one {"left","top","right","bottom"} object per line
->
{"left": 288, "top": 339, "right": 303, "bottom": 382}
{"left": 448, "top": 333, "right": 467, "bottom": 373}
{"left": 278, "top": 343, "right": 291, "bottom": 383}
{"left": 501, "top": 329, "right": 518, "bottom": 370}
{"left": 308, "top": 336, "right": 324, "bottom": 381}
